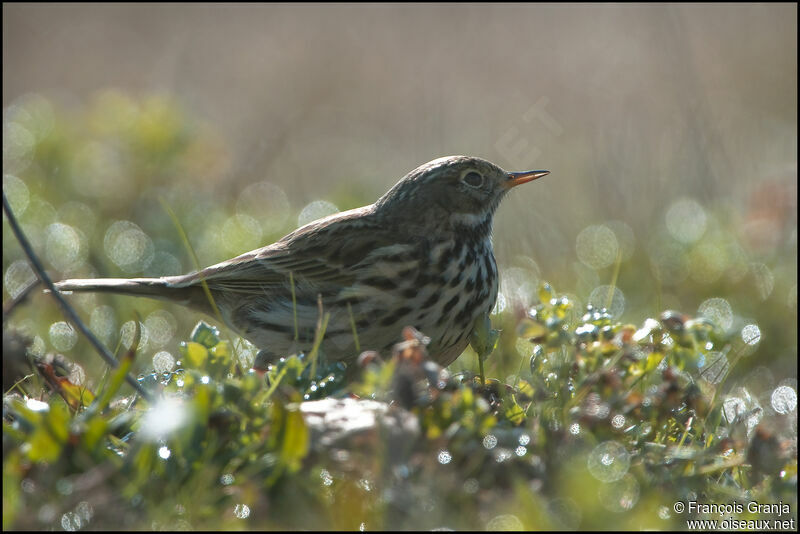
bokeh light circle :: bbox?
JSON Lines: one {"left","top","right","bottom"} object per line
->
{"left": 4, "top": 260, "right": 36, "bottom": 299}
{"left": 666, "top": 198, "right": 707, "bottom": 244}
{"left": 587, "top": 441, "right": 630, "bottom": 482}
{"left": 3, "top": 174, "right": 30, "bottom": 216}
{"left": 599, "top": 473, "right": 640, "bottom": 512}
{"left": 45, "top": 223, "right": 85, "bottom": 273}
{"left": 576, "top": 225, "right": 619, "bottom": 270}
{"left": 588, "top": 285, "right": 625, "bottom": 319}
{"left": 298, "top": 200, "right": 339, "bottom": 227}
{"left": 49, "top": 321, "right": 78, "bottom": 352}
{"left": 698, "top": 298, "right": 733, "bottom": 331}
{"left": 152, "top": 351, "right": 176, "bottom": 374}
{"left": 771, "top": 386, "right": 797, "bottom": 414}
{"left": 104, "top": 221, "right": 154, "bottom": 273}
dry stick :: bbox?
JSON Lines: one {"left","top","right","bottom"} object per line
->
{"left": 2, "top": 191, "right": 152, "bottom": 401}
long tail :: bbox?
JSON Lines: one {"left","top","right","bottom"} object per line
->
{"left": 53, "top": 277, "right": 209, "bottom": 311}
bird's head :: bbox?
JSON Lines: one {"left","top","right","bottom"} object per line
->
{"left": 375, "top": 155, "right": 549, "bottom": 232}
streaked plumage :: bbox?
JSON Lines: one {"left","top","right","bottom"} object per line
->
{"left": 55, "top": 156, "right": 549, "bottom": 367}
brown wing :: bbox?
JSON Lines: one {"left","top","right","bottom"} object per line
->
{"left": 177, "top": 205, "right": 401, "bottom": 293}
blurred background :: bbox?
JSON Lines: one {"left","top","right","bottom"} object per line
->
{"left": 3, "top": 5, "right": 796, "bottom": 386}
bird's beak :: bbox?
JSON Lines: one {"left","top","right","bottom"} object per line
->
{"left": 505, "top": 169, "right": 550, "bottom": 189}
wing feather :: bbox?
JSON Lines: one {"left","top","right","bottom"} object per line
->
{"left": 176, "top": 205, "right": 414, "bottom": 294}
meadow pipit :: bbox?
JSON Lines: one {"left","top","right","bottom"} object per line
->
{"left": 55, "top": 156, "right": 549, "bottom": 367}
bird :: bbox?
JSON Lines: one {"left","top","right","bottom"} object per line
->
{"left": 54, "top": 156, "right": 549, "bottom": 368}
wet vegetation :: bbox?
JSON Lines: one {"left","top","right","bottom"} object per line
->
{"left": 3, "top": 91, "right": 796, "bottom": 530}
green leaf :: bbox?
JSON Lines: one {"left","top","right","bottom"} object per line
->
{"left": 269, "top": 396, "right": 310, "bottom": 473}
{"left": 517, "top": 318, "right": 548, "bottom": 339}
{"left": 281, "top": 407, "right": 310, "bottom": 472}
{"left": 181, "top": 341, "right": 210, "bottom": 369}
{"left": 538, "top": 282, "right": 555, "bottom": 304}
{"left": 92, "top": 334, "right": 137, "bottom": 413}
{"left": 191, "top": 321, "right": 221, "bottom": 349}
{"left": 26, "top": 403, "right": 70, "bottom": 463}
{"left": 81, "top": 416, "right": 109, "bottom": 451}
{"left": 470, "top": 314, "right": 500, "bottom": 358}
{"left": 505, "top": 400, "right": 526, "bottom": 425}
{"left": 645, "top": 351, "right": 665, "bottom": 372}
{"left": 207, "top": 341, "right": 232, "bottom": 379}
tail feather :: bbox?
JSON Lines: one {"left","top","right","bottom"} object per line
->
{"left": 53, "top": 277, "right": 208, "bottom": 311}
{"left": 55, "top": 278, "right": 167, "bottom": 295}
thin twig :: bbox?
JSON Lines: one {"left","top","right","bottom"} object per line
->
{"left": 2, "top": 191, "right": 151, "bottom": 400}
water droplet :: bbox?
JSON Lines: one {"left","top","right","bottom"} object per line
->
{"left": 494, "top": 449, "right": 513, "bottom": 463}
{"left": 463, "top": 478, "right": 479, "bottom": 494}
{"left": 587, "top": 441, "right": 630, "bottom": 482}
{"left": 60, "top": 511, "right": 83, "bottom": 531}
{"left": 699, "top": 352, "right": 729, "bottom": 384}
{"left": 233, "top": 504, "right": 250, "bottom": 519}
{"left": 49, "top": 321, "right": 77, "bottom": 351}
{"left": 698, "top": 298, "right": 733, "bottom": 331}
{"left": 599, "top": 473, "right": 640, "bottom": 512}
{"left": 320, "top": 469, "right": 333, "bottom": 486}
{"left": 486, "top": 514, "right": 523, "bottom": 531}
{"left": 139, "top": 398, "right": 189, "bottom": 441}
{"left": 145, "top": 310, "right": 177, "bottom": 348}
{"left": 741, "top": 324, "right": 761, "bottom": 346}
{"left": 437, "top": 449, "right": 452, "bottom": 464}
{"left": 3, "top": 260, "right": 36, "bottom": 299}
{"left": 26, "top": 398, "right": 50, "bottom": 412}
{"left": 3, "top": 174, "right": 29, "bottom": 216}
{"left": 482, "top": 434, "right": 497, "bottom": 450}
{"left": 588, "top": 286, "right": 625, "bottom": 319}
{"left": 493, "top": 292, "right": 507, "bottom": 314}
{"left": 152, "top": 351, "right": 176, "bottom": 374}
{"left": 68, "top": 363, "right": 86, "bottom": 386}
{"left": 722, "top": 396, "right": 746, "bottom": 424}
{"left": 771, "top": 386, "right": 797, "bottom": 414}
{"left": 20, "top": 479, "right": 35, "bottom": 493}
{"left": 120, "top": 320, "right": 149, "bottom": 353}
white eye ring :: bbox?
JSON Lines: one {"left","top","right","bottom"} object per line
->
{"left": 462, "top": 171, "right": 484, "bottom": 188}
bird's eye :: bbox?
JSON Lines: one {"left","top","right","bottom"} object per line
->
{"left": 462, "top": 171, "right": 484, "bottom": 188}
